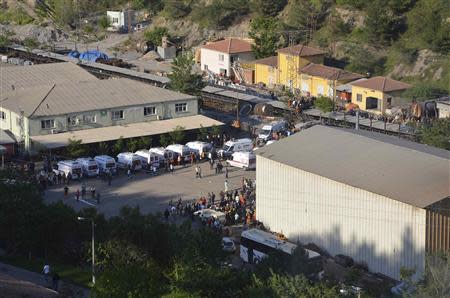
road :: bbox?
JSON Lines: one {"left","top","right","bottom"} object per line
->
{"left": 43, "top": 162, "right": 256, "bottom": 217}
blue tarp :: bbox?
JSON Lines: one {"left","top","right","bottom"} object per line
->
{"left": 77, "top": 50, "right": 108, "bottom": 62}
{"left": 68, "top": 50, "right": 80, "bottom": 58}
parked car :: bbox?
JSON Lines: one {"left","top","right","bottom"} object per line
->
{"left": 222, "top": 237, "right": 236, "bottom": 253}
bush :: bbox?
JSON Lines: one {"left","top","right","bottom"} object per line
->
{"left": 314, "top": 96, "right": 334, "bottom": 113}
{"left": 0, "top": 8, "right": 34, "bottom": 25}
{"left": 144, "top": 26, "right": 169, "bottom": 47}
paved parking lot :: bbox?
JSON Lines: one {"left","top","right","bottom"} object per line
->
{"left": 43, "top": 162, "right": 255, "bottom": 217}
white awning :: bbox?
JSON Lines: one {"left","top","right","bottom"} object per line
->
{"left": 31, "top": 115, "right": 223, "bottom": 149}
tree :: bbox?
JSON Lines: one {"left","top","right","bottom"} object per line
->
{"left": 159, "top": 134, "right": 171, "bottom": 147}
{"left": 98, "top": 16, "right": 110, "bottom": 30}
{"left": 0, "top": 35, "right": 10, "bottom": 48}
{"left": 211, "top": 124, "right": 222, "bottom": 137}
{"left": 314, "top": 96, "right": 334, "bottom": 113}
{"left": 169, "top": 126, "right": 186, "bottom": 144}
{"left": 402, "top": 83, "right": 448, "bottom": 101}
{"left": 364, "top": 0, "right": 403, "bottom": 45}
{"left": 97, "top": 142, "right": 110, "bottom": 155}
{"left": 250, "top": 0, "right": 287, "bottom": 16}
{"left": 139, "top": 136, "right": 152, "bottom": 149}
{"left": 197, "top": 125, "right": 208, "bottom": 141}
{"left": 144, "top": 26, "right": 169, "bottom": 47}
{"left": 249, "top": 16, "right": 281, "bottom": 59}
{"left": 113, "top": 136, "right": 126, "bottom": 155}
{"left": 418, "top": 119, "right": 450, "bottom": 150}
{"left": 127, "top": 138, "right": 141, "bottom": 153}
{"left": 168, "top": 51, "right": 205, "bottom": 95}
{"left": 23, "top": 37, "right": 39, "bottom": 51}
{"left": 66, "top": 138, "right": 87, "bottom": 158}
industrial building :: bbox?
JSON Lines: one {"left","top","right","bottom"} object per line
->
{"left": 256, "top": 125, "right": 450, "bottom": 280}
{"left": 0, "top": 62, "right": 221, "bottom": 151}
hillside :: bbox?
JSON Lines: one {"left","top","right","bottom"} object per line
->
{"left": 1, "top": 0, "right": 449, "bottom": 95}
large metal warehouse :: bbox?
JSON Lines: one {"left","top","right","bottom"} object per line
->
{"left": 256, "top": 125, "right": 450, "bottom": 280}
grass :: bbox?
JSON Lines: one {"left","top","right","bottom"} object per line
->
{"left": 0, "top": 8, "right": 34, "bottom": 25}
{"left": 0, "top": 255, "right": 92, "bottom": 288}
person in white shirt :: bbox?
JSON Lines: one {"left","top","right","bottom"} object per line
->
{"left": 42, "top": 264, "right": 50, "bottom": 284}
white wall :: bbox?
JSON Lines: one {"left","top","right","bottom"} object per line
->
{"left": 201, "top": 48, "right": 230, "bottom": 76}
{"left": 256, "top": 155, "right": 426, "bottom": 280}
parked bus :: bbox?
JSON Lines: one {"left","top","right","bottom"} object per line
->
{"left": 240, "top": 229, "right": 321, "bottom": 264}
{"left": 76, "top": 157, "right": 99, "bottom": 177}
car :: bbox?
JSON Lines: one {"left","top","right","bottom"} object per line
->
{"left": 193, "top": 209, "right": 226, "bottom": 224}
{"left": 222, "top": 237, "right": 236, "bottom": 253}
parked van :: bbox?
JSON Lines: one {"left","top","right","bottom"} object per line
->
{"left": 185, "top": 141, "right": 213, "bottom": 157}
{"left": 94, "top": 155, "right": 117, "bottom": 174}
{"left": 227, "top": 151, "right": 256, "bottom": 170}
{"left": 218, "top": 138, "right": 253, "bottom": 159}
{"left": 135, "top": 149, "right": 161, "bottom": 169}
{"left": 149, "top": 147, "right": 176, "bottom": 164}
{"left": 117, "top": 152, "right": 142, "bottom": 170}
{"left": 76, "top": 157, "right": 99, "bottom": 177}
{"left": 166, "top": 144, "right": 191, "bottom": 161}
{"left": 258, "top": 121, "right": 287, "bottom": 142}
{"left": 57, "top": 160, "right": 82, "bottom": 179}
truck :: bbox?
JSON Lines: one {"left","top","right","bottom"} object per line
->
{"left": 166, "top": 144, "right": 191, "bottom": 161}
{"left": 258, "top": 120, "right": 287, "bottom": 142}
{"left": 218, "top": 138, "right": 253, "bottom": 159}
{"left": 76, "top": 157, "right": 99, "bottom": 177}
{"left": 116, "top": 152, "right": 142, "bottom": 170}
{"left": 94, "top": 155, "right": 117, "bottom": 174}
{"left": 226, "top": 151, "right": 256, "bottom": 170}
{"left": 57, "top": 160, "right": 82, "bottom": 179}
{"left": 135, "top": 149, "right": 161, "bottom": 169}
{"left": 185, "top": 141, "right": 213, "bottom": 158}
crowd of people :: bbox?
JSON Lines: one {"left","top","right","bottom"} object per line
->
{"left": 164, "top": 177, "right": 256, "bottom": 232}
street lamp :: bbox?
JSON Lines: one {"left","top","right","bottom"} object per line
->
{"left": 77, "top": 216, "right": 95, "bottom": 285}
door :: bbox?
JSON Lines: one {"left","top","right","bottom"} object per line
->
{"left": 248, "top": 248, "right": 254, "bottom": 264}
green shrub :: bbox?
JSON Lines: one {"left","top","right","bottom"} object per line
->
{"left": 144, "top": 26, "right": 170, "bottom": 47}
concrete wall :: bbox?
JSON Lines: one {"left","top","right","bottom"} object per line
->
{"left": 256, "top": 155, "right": 426, "bottom": 280}
{"left": 200, "top": 49, "right": 254, "bottom": 77}
{"left": 350, "top": 86, "right": 403, "bottom": 114}
{"left": 255, "top": 63, "right": 277, "bottom": 87}
{"left": 277, "top": 53, "right": 325, "bottom": 88}
{"left": 28, "top": 99, "right": 198, "bottom": 137}
{"left": 298, "top": 76, "right": 355, "bottom": 98}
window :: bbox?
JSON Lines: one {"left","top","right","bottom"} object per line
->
{"left": 219, "top": 54, "right": 224, "bottom": 61}
{"left": 175, "top": 103, "right": 187, "bottom": 113}
{"left": 0, "top": 111, "right": 5, "bottom": 120}
{"left": 356, "top": 94, "right": 362, "bottom": 102}
{"left": 144, "top": 106, "right": 156, "bottom": 116}
{"left": 83, "top": 114, "right": 96, "bottom": 123}
{"left": 204, "top": 65, "right": 208, "bottom": 71}
{"left": 112, "top": 17, "right": 119, "bottom": 24}
{"left": 386, "top": 97, "right": 392, "bottom": 109}
{"left": 41, "top": 119, "right": 55, "bottom": 129}
{"left": 111, "top": 110, "right": 124, "bottom": 120}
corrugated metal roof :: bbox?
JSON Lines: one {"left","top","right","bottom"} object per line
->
{"left": 0, "top": 130, "right": 16, "bottom": 145}
{"left": 256, "top": 125, "right": 450, "bottom": 208}
{"left": 0, "top": 62, "right": 98, "bottom": 92}
{"left": 1, "top": 78, "right": 196, "bottom": 117}
{"left": 31, "top": 115, "right": 223, "bottom": 149}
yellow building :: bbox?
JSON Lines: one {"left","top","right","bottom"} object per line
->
{"left": 298, "top": 63, "right": 363, "bottom": 98}
{"left": 254, "top": 56, "right": 278, "bottom": 87}
{"left": 277, "top": 44, "right": 326, "bottom": 89}
{"left": 351, "top": 77, "right": 412, "bottom": 114}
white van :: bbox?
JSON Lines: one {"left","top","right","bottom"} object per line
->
{"left": 185, "top": 141, "right": 213, "bottom": 157}
{"left": 57, "top": 160, "right": 82, "bottom": 179}
{"left": 149, "top": 147, "right": 175, "bottom": 164}
{"left": 117, "top": 152, "right": 142, "bottom": 170}
{"left": 258, "top": 121, "right": 287, "bottom": 142}
{"left": 94, "top": 155, "right": 117, "bottom": 174}
{"left": 166, "top": 144, "right": 191, "bottom": 161}
{"left": 76, "top": 157, "right": 99, "bottom": 177}
{"left": 218, "top": 138, "right": 253, "bottom": 159}
{"left": 227, "top": 151, "right": 256, "bottom": 170}
{"left": 135, "top": 149, "right": 161, "bottom": 169}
